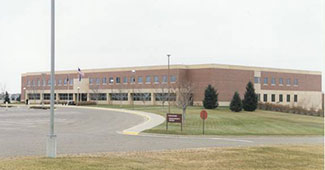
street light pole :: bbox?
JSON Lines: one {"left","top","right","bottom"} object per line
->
{"left": 167, "top": 54, "right": 171, "bottom": 114}
{"left": 47, "top": 0, "right": 56, "bottom": 158}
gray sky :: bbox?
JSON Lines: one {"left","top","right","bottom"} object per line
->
{"left": 0, "top": 0, "right": 324, "bottom": 93}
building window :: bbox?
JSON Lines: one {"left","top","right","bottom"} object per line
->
{"left": 146, "top": 76, "right": 151, "bottom": 83}
{"left": 111, "top": 93, "right": 128, "bottom": 101}
{"left": 257, "top": 93, "right": 260, "bottom": 101}
{"left": 130, "top": 77, "right": 136, "bottom": 84}
{"left": 263, "top": 94, "right": 267, "bottom": 102}
{"left": 59, "top": 93, "right": 73, "bottom": 100}
{"left": 58, "top": 79, "right": 62, "bottom": 86}
{"left": 28, "top": 93, "right": 40, "bottom": 100}
{"left": 155, "top": 93, "right": 177, "bottom": 101}
{"left": 37, "top": 80, "right": 41, "bottom": 86}
{"left": 102, "top": 77, "right": 107, "bottom": 84}
{"left": 96, "top": 78, "right": 100, "bottom": 85}
{"left": 43, "top": 80, "right": 46, "bottom": 86}
{"left": 43, "top": 93, "right": 56, "bottom": 100}
{"left": 286, "top": 78, "right": 291, "bottom": 86}
{"left": 90, "top": 93, "right": 107, "bottom": 101}
{"left": 64, "top": 79, "right": 68, "bottom": 86}
{"left": 271, "top": 78, "right": 276, "bottom": 85}
{"left": 254, "top": 77, "right": 260, "bottom": 84}
{"left": 279, "top": 78, "right": 283, "bottom": 85}
{"left": 171, "top": 76, "right": 176, "bottom": 83}
{"left": 116, "top": 77, "right": 121, "bottom": 84}
{"left": 287, "top": 94, "right": 290, "bottom": 102}
{"left": 133, "top": 93, "right": 151, "bottom": 101}
{"left": 89, "top": 78, "right": 93, "bottom": 85}
{"left": 154, "top": 76, "right": 159, "bottom": 83}
{"left": 27, "top": 80, "right": 31, "bottom": 86}
{"left": 48, "top": 80, "right": 51, "bottom": 86}
{"left": 294, "top": 95, "right": 298, "bottom": 102}
{"left": 294, "top": 79, "right": 298, "bottom": 86}
{"left": 271, "top": 94, "right": 275, "bottom": 102}
{"left": 123, "top": 77, "right": 128, "bottom": 84}
{"left": 32, "top": 80, "right": 35, "bottom": 87}
{"left": 264, "top": 78, "right": 268, "bottom": 85}
{"left": 109, "top": 77, "right": 114, "bottom": 84}
{"left": 162, "top": 75, "right": 168, "bottom": 83}
{"left": 138, "top": 76, "right": 143, "bottom": 84}
{"left": 69, "top": 79, "right": 73, "bottom": 85}
{"left": 279, "top": 94, "right": 283, "bottom": 102}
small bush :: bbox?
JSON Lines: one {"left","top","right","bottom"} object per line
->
{"left": 76, "top": 101, "right": 97, "bottom": 106}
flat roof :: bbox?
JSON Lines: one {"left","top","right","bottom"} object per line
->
{"left": 22, "top": 63, "right": 322, "bottom": 76}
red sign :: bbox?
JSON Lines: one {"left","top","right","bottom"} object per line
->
{"left": 167, "top": 114, "right": 182, "bottom": 123}
{"left": 200, "top": 110, "right": 208, "bottom": 120}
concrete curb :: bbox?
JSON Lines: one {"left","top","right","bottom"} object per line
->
{"left": 57, "top": 106, "right": 165, "bottom": 135}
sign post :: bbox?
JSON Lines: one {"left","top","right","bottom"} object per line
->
{"left": 200, "top": 110, "right": 208, "bottom": 135}
{"left": 166, "top": 113, "right": 183, "bottom": 131}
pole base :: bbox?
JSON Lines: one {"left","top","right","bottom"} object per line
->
{"left": 46, "top": 134, "right": 57, "bottom": 158}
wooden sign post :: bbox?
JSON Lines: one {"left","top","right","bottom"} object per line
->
{"left": 166, "top": 113, "right": 183, "bottom": 131}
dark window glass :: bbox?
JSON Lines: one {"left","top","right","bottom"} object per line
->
{"left": 287, "top": 95, "right": 290, "bottom": 102}
{"left": 294, "top": 95, "right": 298, "bottom": 102}
{"left": 271, "top": 94, "right": 275, "bottom": 102}
{"left": 279, "top": 94, "right": 283, "bottom": 102}
{"left": 263, "top": 94, "right": 267, "bottom": 102}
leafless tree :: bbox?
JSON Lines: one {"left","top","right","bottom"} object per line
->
{"left": 90, "top": 84, "right": 100, "bottom": 103}
{"left": 0, "top": 83, "right": 6, "bottom": 101}
{"left": 174, "top": 80, "right": 195, "bottom": 122}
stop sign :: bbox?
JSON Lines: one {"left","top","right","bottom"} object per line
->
{"left": 200, "top": 110, "right": 208, "bottom": 120}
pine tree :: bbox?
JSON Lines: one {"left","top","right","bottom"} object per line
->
{"left": 242, "top": 81, "right": 258, "bottom": 111}
{"left": 230, "top": 91, "right": 242, "bottom": 112}
{"left": 203, "top": 85, "right": 219, "bottom": 109}
{"left": 4, "top": 91, "right": 10, "bottom": 104}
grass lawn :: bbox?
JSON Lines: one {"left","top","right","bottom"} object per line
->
{"left": 93, "top": 105, "right": 324, "bottom": 136}
{"left": 0, "top": 145, "right": 323, "bottom": 170}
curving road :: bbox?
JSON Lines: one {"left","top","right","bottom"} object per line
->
{"left": 0, "top": 106, "right": 322, "bottom": 157}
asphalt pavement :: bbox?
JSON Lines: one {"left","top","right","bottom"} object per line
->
{"left": 0, "top": 106, "right": 322, "bottom": 157}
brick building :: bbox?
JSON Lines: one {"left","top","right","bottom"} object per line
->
{"left": 21, "top": 64, "right": 323, "bottom": 110}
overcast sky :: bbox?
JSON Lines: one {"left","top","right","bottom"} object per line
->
{"left": 0, "top": 0, "right": 324, "bottom": 93}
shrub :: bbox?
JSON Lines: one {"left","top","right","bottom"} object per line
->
{"left": 242, "top": 82, "right": 257, "bottom": 111}
{"left": 203, "top": 85, "right": 219, "bottom": 109}
{"left": 76, "top": 101, "right": 97, "bottom": 106}
{"left": 230, "top": 92, "right": 242, "bottom": 112}
{"left": 258, "top": 102, "right": 323, "bottom": 117}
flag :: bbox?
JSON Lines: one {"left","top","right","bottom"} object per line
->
{"left": 78, "top": 68, "right": 85, "bottom": 81}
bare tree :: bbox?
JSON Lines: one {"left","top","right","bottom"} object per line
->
{"left": 90, "top": 84, "right": 100, "bottom": 103}
{"left": 175, "top": 80, "right": 195, "bottom": 122}
{"left": 0, "top": 83, "right": 6, "bottom": 101}
{"left": 154, "top": 83, "right": 168, "bottom": 110}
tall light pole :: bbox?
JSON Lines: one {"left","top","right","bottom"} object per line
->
{"left": 167, "top": 54, "right": 171, "bottom": 114}
{"left": 47, "top": 0, "right": 56, "bottom": 158}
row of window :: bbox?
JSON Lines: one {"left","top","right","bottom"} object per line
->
{"left": 27, "top": 93, "right": 177, "bottom": 101}
{"left": 27, "top": 79, "right": 73, "bottom": 87}
{"left": 89, "top": 75, "right": 177, "bottom": 85}
{"left": 259, "top": 94, "right": 298, "bottom": 103}
{"left": 26, "top": 75, "right": 178, "bottom": 87}
{"left": 254, "top": 77, "right": 298, "bottom": 86}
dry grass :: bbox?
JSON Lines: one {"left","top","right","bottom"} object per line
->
{"left": 0, "top": 145, "right": 323, "bottom": 170}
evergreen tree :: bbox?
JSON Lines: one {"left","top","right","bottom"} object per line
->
{"left": 4, "top": 91, "right": 10, "bottom": 104}
{"left": 230, "top": 91, "right": 242, "bottom": 112}
{"left": 203, "top": 85, "right": 219, "bottom": 109}
{"left": 242, "top": 81, "right": 258, "bottom": 111}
